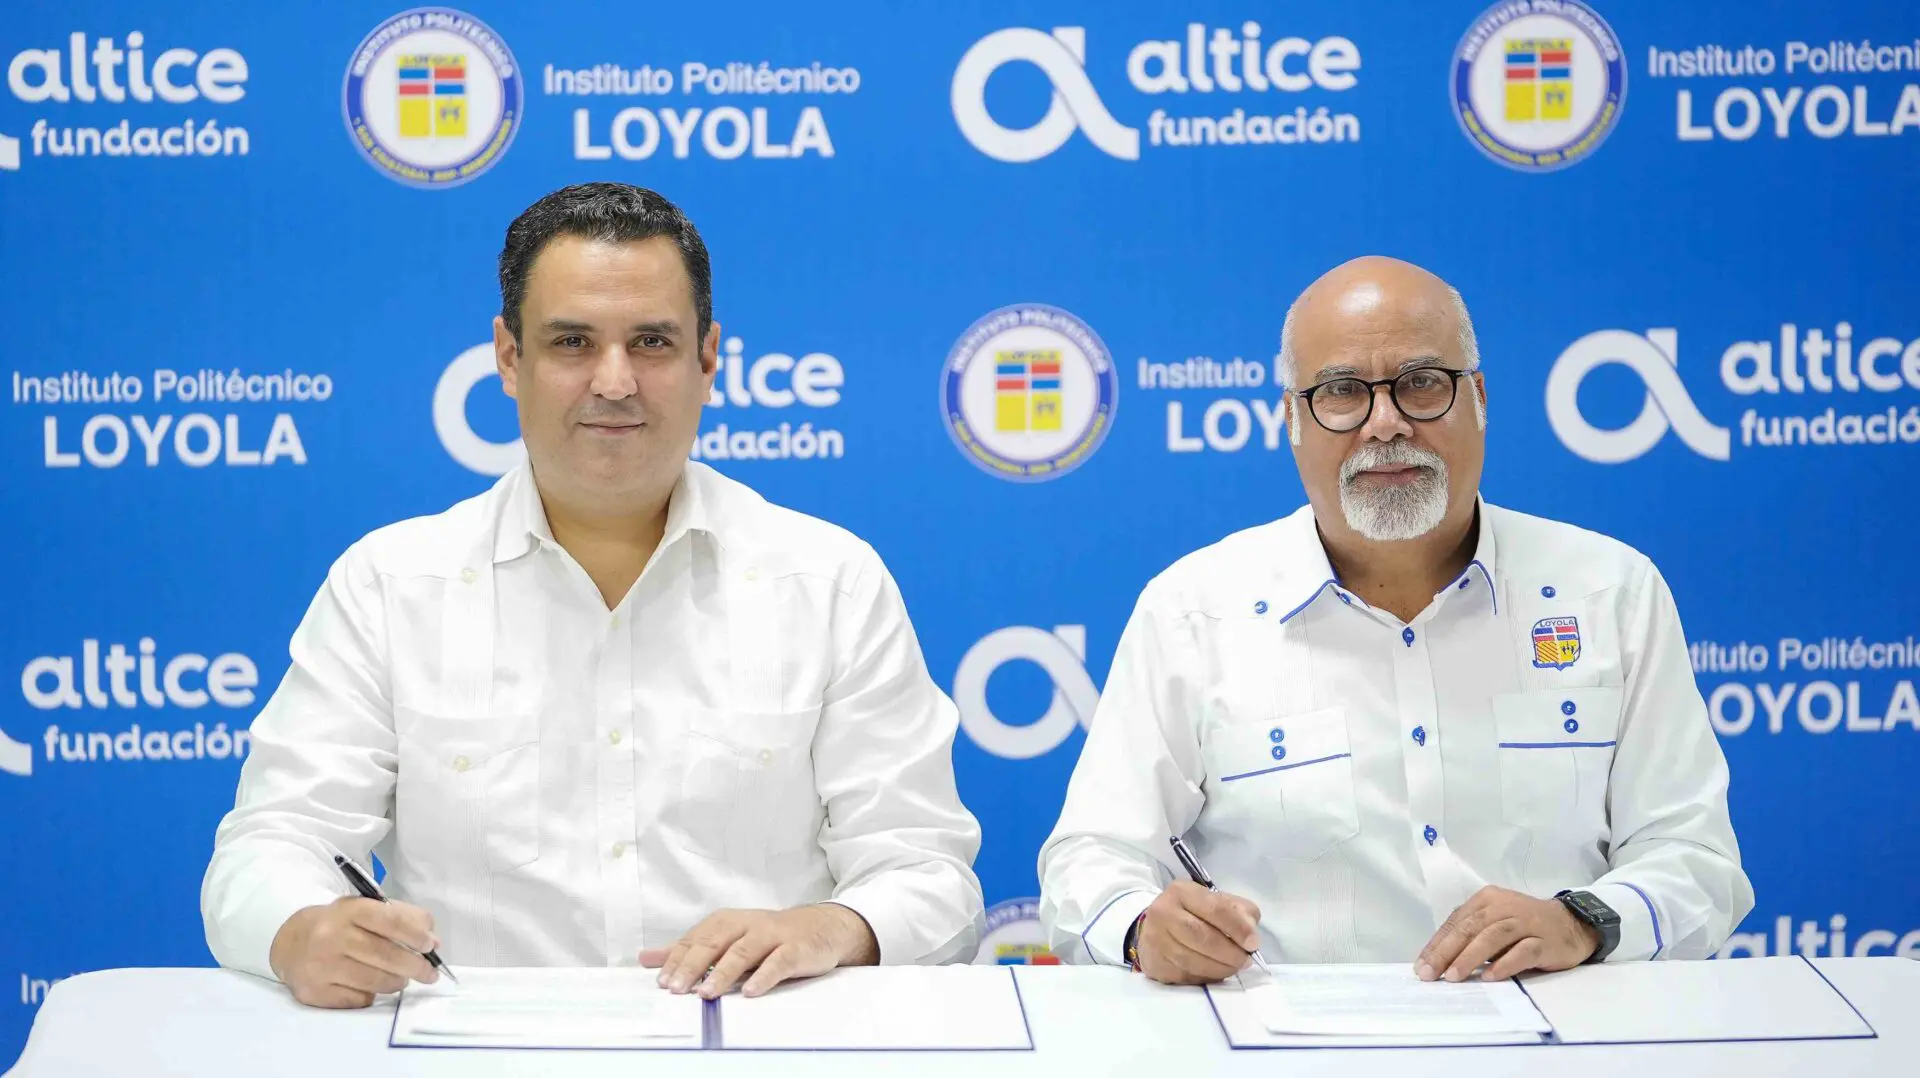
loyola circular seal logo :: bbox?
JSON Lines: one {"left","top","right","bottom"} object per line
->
{"left": 342, "top": 7, "right": 522, "bottom": 188}
{"left": 971, "top": 898, "right": 1061, "bottom": 965}
{"left": 941, "top": 303, "right": 1118, "bottom": 483}
{"left": 1451, "top": 0, "right": 1626, "bottom": 171}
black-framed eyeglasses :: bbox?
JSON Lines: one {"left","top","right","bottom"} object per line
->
{"left": 1296, "top": 368, "right": 1473, "bottom": 433}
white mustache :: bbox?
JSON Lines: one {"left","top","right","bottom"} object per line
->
{"left": 1340, "top": 440, "right": 1445, "bottom": 485}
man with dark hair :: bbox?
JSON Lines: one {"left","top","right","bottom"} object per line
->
{"left": 203, "top": 183, "right": 983, "bottom": 1007}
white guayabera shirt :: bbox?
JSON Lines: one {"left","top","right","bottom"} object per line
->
{"left": 203, "top": 462, "right": 983, "bottom": 979}
{"left": 1039, "top": 500, "right": 1753, "bottom": 967}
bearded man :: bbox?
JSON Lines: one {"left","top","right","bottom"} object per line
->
{"left": 1036, "top": 256, "right": 1751, "bottom": 986}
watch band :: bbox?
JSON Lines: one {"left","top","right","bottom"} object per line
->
{"left": 1123, "top": 911, "right": 1147, "bottom": 972}
{"left": 1556, "top": 889, "right": 1621, "bottom": 964}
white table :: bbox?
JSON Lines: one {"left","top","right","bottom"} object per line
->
{"left": 10, "top": 960, "right": 1918, "bottom": 1077}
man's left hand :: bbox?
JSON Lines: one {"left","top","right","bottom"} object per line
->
{"left": 640, "top": 903, "right": 879, "bottom": 999}
{"left": 1415, "top": 886, "right": 1600, "bottom": 982}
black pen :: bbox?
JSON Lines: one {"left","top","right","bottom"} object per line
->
{"left": 1168, "top": 835, "right": 1273, "bottom": 976}
{"left": 334, "top": 854, "right": 459, "bottom": 985}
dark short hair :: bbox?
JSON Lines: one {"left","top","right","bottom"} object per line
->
{"left": 498, "top": 182, "right": 713, "bottom": 344}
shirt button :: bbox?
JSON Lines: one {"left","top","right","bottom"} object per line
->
{"left": 758, "top": 748, "right": 774, "bottom": 764}
{"left": 1458, "top": 578, "right": 1470, "bottom": 590}
{"left": 1564, "top": 718, "right": 1580, "bottom": 734}
{"left": 1541, "top": 585, "right": 1557, "bottom": 598}
{"left": 1270, "top": 745, "right": 1288, "bottom": 761}
{"left": 609, "top": 729, "right": 623, "bottom": 745}
{"left": 459, "top": 567, "right": 476, "bottom": 585}
{"left": 451, "top": 755, "right": 471, "bottom": 772}
{"left": 1423, "top": 825, "right": 1438, "bottom": 846}
{"left": 1402, "top": 627, "right": 1416, "bottom": 646}
{"left": 1561, "top": 700, "right": 1577, "bottom": 716}
{"left": 611, "top": 841, "right": 628, "bottom": 858}
{"left": 1411, "top": 726, "right": 1426, "bottom": 747}
{"left": 1254, "top": 600, "right": 1269, "bottom": 615}
{"left": 1268, "top": 727, "right": 1285, "bottom": 743}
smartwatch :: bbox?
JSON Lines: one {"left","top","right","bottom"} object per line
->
{"left": 1555, "top": 889, "right": 1621, "bottom": 963}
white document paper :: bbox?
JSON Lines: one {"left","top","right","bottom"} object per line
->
{"left": 1521, "top": 956, "right": 1874, "bottom": 1044}
{"left": 720, "top": 965, "right": 1032, "bottom": 1050}
{"left": 1208, "top": 965, "right": 1552, "bottom": 1048}
{"left": 392, "top": 967, "right": 705, "bottom": 1049}
{"left": 1247, "top": 964, "right": 1553, "bottom": 1036}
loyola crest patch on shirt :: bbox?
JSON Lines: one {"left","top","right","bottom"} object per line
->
{"left": 1532, "top": 616, "right": 1582, "bottom": 669}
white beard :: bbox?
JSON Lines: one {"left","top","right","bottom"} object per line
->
{"left": 1338, "top": 440, "right": 1450, "bottom": 541}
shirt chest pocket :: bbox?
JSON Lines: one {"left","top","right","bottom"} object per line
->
{"left": 394, "top": 707, "right": 542, "bottom": 874}
{"left": 668, "top": 706, "right": 821, "bottom": 867}
{"left": 1201, "top": 707, "right": 1359, "bottom": 863}
{"left": 1492, "top": 686, "right": 1623, "bottom": 840}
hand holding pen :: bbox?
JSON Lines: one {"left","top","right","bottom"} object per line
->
{"left": 335, "top": 855, "right": 459, "bottom": 985}
{"left": 1125, "top": 835, "right": 1273, "bottom": 986}
{"left": 264, "top": 857, "right": 455, "bottom": 1010}
{"left": 1168, "top": 835, "right": 1272, "bottom": 976}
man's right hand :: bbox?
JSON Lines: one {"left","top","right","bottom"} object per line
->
{"left": 1134, "top": 881, "right": 1262, "bottom": 985}
{"left": 268, "top": 896, "right": 440, "bottom": 1008}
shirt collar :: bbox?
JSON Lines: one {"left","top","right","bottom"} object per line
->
{"left": 491, "top": 461, "right": 715, "bottom": 565}
{"left": 1274, "top": 496, "right": 1498, "bottom": 624}
{"left": 1455, "top": 499, "right": 1499, "bottom": 612}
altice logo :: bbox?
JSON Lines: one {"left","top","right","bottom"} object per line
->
{"left": 0, "top": 726, "right": 30, "bottom": 776}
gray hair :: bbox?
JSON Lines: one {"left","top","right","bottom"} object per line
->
{"left": 1277, "top": 284, "right": 1480, "bottom": 388}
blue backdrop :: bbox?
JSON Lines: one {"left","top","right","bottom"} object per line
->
{"left": 4, "top": 0, "right": 1918, "bottom": 1063}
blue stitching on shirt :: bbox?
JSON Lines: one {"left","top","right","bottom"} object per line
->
{"left": 1080, "top": 888, "right": 1149, "bottom": 965}
{"left": 1218, "top": 752, "right": 1352, "bottom": 783}
{"left": 1442, "top": 560, "right": 1497, "bottom": 614}
{"left": 1497, "top": 740, "right": 1619, "bottom": 749}
{"left": 1276, "top": 579, "right": 1341, "bottom": 624}
{"left": 1468, "top": 559, "right": 1497, "bottom": 614}
{"left": 1621, "top": 882, "right": 1665, "bottom": 960}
